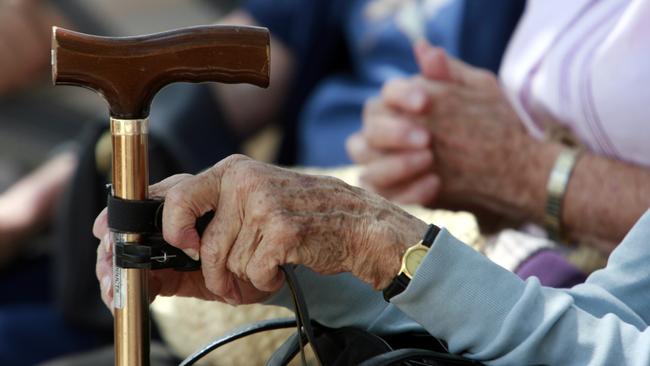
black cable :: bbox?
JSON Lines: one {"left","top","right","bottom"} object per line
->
{"left": 358, "top": 348, "right": 482, "bottom": 366}
{"left": 179, "top": 317, "right": 297, "bottom": 366}
{"left": 178, "top": 265, "right": 325, "bottom": 366}
{"left": 280, "top": 265, "right": 324, "bottom": 366}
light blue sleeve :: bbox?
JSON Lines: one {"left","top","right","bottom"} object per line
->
{"left": 570, "top": 211, "right": 650, "bottom": 326}
{"left": 267, "top": 210, "right": 650, "bottom": 365}
{"left": 392, "top": 210, "right": 650, "bottom": 365}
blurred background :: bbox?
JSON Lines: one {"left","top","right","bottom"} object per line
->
{"left": 0, "top": 1, "right": 244, "bottom": 365}
{"left": 0, "top": 0, "right": 231, "bottom": 190}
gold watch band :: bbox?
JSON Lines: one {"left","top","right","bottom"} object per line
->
{"left": 544, "top": 147, "right": 580, "bottom": 242}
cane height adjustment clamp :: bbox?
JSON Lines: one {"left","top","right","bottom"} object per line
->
{"left": 107, "top": 192, "right": 213, "bottom": 271}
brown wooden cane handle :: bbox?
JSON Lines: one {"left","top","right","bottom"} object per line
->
{"left": 52, "top": 25, "right": 270, "bottom": 119}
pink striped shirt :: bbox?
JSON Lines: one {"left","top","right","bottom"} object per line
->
{"left": 500, "top": 0, "right": 650, "bottom": 166}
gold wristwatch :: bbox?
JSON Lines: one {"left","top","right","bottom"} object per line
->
{"left": 383, "top": 224, "right": 440, "bottom": 301}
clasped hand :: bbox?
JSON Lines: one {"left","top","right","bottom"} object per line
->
{"left": 348, "top": 41, "right": 537, "bottom": 221}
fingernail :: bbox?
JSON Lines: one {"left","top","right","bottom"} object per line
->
{"left": 183, "top": 248, "right": 200, "bottom": 261}
{"left": 102, "top": 276, "right": 111, "bottom": 298}
{"left": 408, "top": 131, "right": 428, "bottom": 147}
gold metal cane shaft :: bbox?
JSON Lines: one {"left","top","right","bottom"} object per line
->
{"left": 111, "top": 118, "right": 150, "bottom": 366}
{"left": 52, "top": 25, "right": 270, "bottom": 366}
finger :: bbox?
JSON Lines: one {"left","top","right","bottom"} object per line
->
{"left": 414, "top": 40, "right": 455, "bottom": 82}
{"left": 246, "top": 235, "right": 287, "bottom": 293}
{"left": 199, "top": 199, "right": 242, "bottom": 304}
{"left": 360, "top": 150, "right": 433, "bottom": 189}
{"left": 99, "top": 274, "right": 113, "bottom": 314}
{"left": 380, "top": 78, "right": 430, "bottom": 114}
{"left": 162, "top": 156, "right": 247, "bottom": 258}
{"left": 226, "top": 215, "right": 262, "bottom": 282}
{"left": 346, "top": 133, "right": 385, "bottom": 164}
{"left": 376, "top": 173, "right": 441, "bottom": 206}
{"left": 362, "top": 114, "right": 430, "bottom": 150}
{"left": 96, "top": 233, "right": 114, "bottom": 312}
{"left": 162, "top": 172, "right": 221, "bottom": 261}
{"left": 149, "top": 173, "right": 193, "bottom": 198}
{"left": 379, "top": 77, "right": 452, "bottom": 119}
{"left": 414, "top": 40, "right": 493, "bottom": 87}
{"left": 93, "top": 207, "right": 108, "bottom": 240}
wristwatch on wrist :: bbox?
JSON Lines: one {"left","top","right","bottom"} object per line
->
{"left": 383, "top": 224, "right": 440, "bottom": 301}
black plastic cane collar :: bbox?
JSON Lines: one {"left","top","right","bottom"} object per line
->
{"left": 107, "top": 191, "right": 213, "bottom": 271}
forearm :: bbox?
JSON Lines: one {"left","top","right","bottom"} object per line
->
{"left": 563, "top": 153, "right": 650, "bottom": 247}
{"left": 510, "top": 137, "right": 650, "bottom": 248}
{"left": 211, "top": 11, "right": 295, "bottom": 139}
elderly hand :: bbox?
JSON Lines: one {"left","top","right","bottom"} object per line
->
{"left": 350, "top": 41, "right": 550, "bottom": 221}
{"left": 95, "top": 155, "right": 427, "bottom": 309}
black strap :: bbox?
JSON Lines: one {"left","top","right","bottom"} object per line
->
{"left": 423, "top": 224, "right": 441, "bottom": 247}
{"left": 107, "top": 193, "right": 212, "bottom": 271}
{"left": 107, "top": 194, "right": 163, "bottom": 233}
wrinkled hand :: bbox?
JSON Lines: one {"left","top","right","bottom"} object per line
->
{"left": 0, "top": 0, "right": 67, "bottom": 95}
{"left": 350, "top": 41, "right": 537, "bottom": 220}
{"left": 95, "top": 155, "right": 427, "bottom": 309}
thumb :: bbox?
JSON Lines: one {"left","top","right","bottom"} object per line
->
{"left": 414, "top": 40, "right": 464, "bottom": 84}
{"left": 414, "top": 40, "right": 453, "bottom": 81}
{"left": 160, "top": 155, "right": 247, "bottom": 261}
{"left": 161, "top": 169, "right": 224, "bottom": 261}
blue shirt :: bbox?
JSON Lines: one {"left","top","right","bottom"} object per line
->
{"left": 270, "top": 210, "right": 650, "bottom": 364}
{"left": 297, "top": 0, "right": 465, "bottom": 166}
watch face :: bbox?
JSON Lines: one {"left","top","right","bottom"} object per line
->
{"left": 404, "top": 246, "right": 428, "bottom": 278}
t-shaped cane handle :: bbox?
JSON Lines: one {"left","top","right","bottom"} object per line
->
{"left": 52, "top": 25, "right": 270, "bottom": 366}
{"left": 53, "top": 25, "right": 269, "bottom": 118}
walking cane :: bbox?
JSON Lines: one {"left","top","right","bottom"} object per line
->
{"left": 52, "top": 25, "right": 270, "bottom": 366}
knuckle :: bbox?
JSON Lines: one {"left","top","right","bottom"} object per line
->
{"left": 223, "top": 153, "right": 250, "bottom": 165}
{"left": 218, "top": 154, "right": 250, "bottom": 175}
